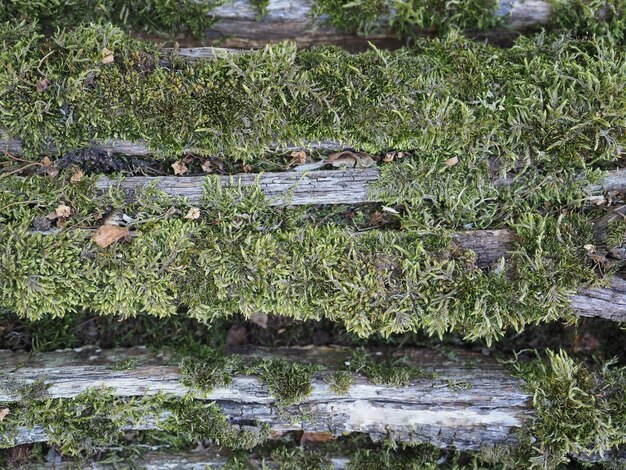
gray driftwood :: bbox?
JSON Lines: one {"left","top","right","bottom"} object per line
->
{"left": 0, "top": 346, "right": 530, "bottom": 450}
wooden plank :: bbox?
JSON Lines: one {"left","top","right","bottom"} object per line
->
{"left": 0, "top": 346, "right": 531, "bottom": 450}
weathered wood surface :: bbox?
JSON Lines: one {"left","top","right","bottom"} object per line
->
{"left": 97, "top": 168, "right": 379, "bottom": 206}
{"left": 0, "top": 346, "right": 531, "bottom": 450}
{"left": 94, "top": 168, "right": 626, "bottom": 207}
{"left": 139, "top": 0, "right": 553, "bottom": 48}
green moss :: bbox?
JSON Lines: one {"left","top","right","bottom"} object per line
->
{"left": 0, "top": 0, "right": 223, "bottom": 37}
{"left": 311, "top": 0, "right": 500, "bottom": 36}
{"left": 327, "top": 370, "right": 354, "bottom": 395}
{"left": 0, "top": 388, "right": 268, "bottom": 455}
{"left": 2, "top": 24, "right": 625, "bottom": 166}
{"left": 549, "top": 0, "right": 626, "bottom": 44}
{"left": 0, "top": 169, "right": 611, "bottom": 344}
{"left": 179, "top": 355, "right": 241, "bottom": 395}
{"left": 347, "top": 349, "right": 435, "bottom": 387}
{"left": 514, "top": 350, "right": 626, "bottom": 468}
{"left": 251, "top": 359, "right": 323, "bottom": 407}
{"left": 164, "top": 397, "right": 269, "bottom": 449}
{"left": 250, "top": 0, "right": 271, "bottom": 19}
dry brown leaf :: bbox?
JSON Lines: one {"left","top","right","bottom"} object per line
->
{"left": 201, "top": 159, "right": 212, "bottom": 173}
{"left": 289, "top": 150, "right": 306, "bottom": 167}
{"left": 226, "top": 324, "right": 248, "bottom": 347}
{"left": 382, "top": 152, "right": 395, "bottom": 163}
{"left": 171, "top": 160, "right": 188, "bottom": 175}
{"left": 70, "top": 167, "right": 84, "bottom": 183}
{"left": 102, "top": 47, "right": 114, "bottom": 64}
{"left": 243, "top": 164, "right": 252, "bottom": 173}
{"left": 300, "top": 432, "right": 334, "bottom": 444}
{"left": 185, "top": 207, "right": 201, "bottom": 220}
{"left": 249, "top": 312, "right": 268, "bottom": 329}
{"left": 0, "top": 408, "right": 9, "bottom": 421}
{"left": 327, "top": 151, "right": 357, "bottom": 168}
{"left": 445, "top": 156, "right": 459, "bottom": 167}
{"left": 92, "top": 225, "right": 130, "bottom": 248}
{"left": 41, "top": 156, "right": 52, "bottom": 167}
{"left": 55, "top": 204, "right": 71, "bottom": 218}
{"left": 36, "top": 78, "right": 49, "bottom": 92}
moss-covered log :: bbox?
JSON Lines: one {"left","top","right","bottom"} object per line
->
{"left": 0, "top": 347, "right": 623, "bottom": 466}
{"left": 88, "top": 168, "right": 626, "bottom": 206}
{"left": 0, "top": 346, "right": 530, "bottom": 450}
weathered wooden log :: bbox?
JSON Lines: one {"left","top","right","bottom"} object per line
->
{"left": 0, "top": 346, "right": 531, "bottom": 449}
{"left": 94, "top": 168, "right": 626, "bottom": 206}
{"left": 137, "top": 0, "right": 553, "bottom": 49}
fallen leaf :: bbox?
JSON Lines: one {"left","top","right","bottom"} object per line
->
{"left": 382, "top": 152, "right": 395, "bottom": 163}
{"left": 226, "top": 324, "right": 248, "bottom": 347}
{"left": 573, "top": 332, "right": 600, "bottom": 353}
{"left": 70, "top": 167, "right": 84, "bottom": 183}
{"left": 41, "top": 156, "right": 52, "bottom": 167}
{"left": 369, "top": 211, "right": 384, "bottom": 226}
{"left": 101, "top": 47, "right": 114, "bottom": 64}
{"left": 382, "top": 206, "right": 399, "bottom": 214}
{"left": 55, "top": 204, "right": 71, "bottom": 218}
{"left": 249, "top": 312, "right": 268, "bottom": 329}
{"left": 201, "top": 160, "right": 213, "bottom": 173}
{"left": 445, "top": 156, "right": 459, "bottom": 167}
{"left": 171, "top": 160, "right": 188, "bottom": 176}
{"left": 327, "top": 151, "right": 357, "bottom": 168}
{"left": 584, "top": 244, "right": 595, "bottom": 252}
{"left": 300, "top": 432, "right": 334, "bottom": 444}
{"left": 289, "top": 150, "right": 306, "bottom": 167}
{"left": 210, "top": 157, "right": 225, "bottom": 173}
{"left": 0, "top": 408, "right": 9, "bottom": 421}
{"left": 185, "top": 207, "right": 200, "bottom": 220}
{"left": 92, "top": 225, "right": 130, "bottom": 248}
{"left": 36, "top": 78, "right": 49, "bottom": 92}
{"left": 243, "top": 164, "right": 252, "bottom": 173}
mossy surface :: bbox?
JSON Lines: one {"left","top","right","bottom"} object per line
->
{"left": 512, "top": 350, "right": 626, "bottom": 469}
{"left": 0, "top": 0, "right": 223, "bottom": 37}
{"left": 311, "top": 0, "right": 500, "bottom": 36}
{"left": 0, "top": 166, "right": 611, "bottom": 344}
{"left": 1, "top": 23, "right": 625, "bottom": 166}
{"left": 549, "top": 0, "right": 626, "bottom": 44}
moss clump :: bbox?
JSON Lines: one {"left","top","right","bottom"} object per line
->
{"left": 0, "top": 0, "right": 223, "bottom": 37}
{"left": 0, "top": 169, "right": 609, "bottom": 343}
{"left": 327, "top": 370, "right": 354, "bottom": 395}
{"left": 0, "top": 388, "right": 268, "bottom": 455}
{"left": 164, "top": 397, "right": 269, "bottom": 449}
{"left": 252, "top": 360, "right": 323, "bottom": 407}
{"left": 1, "top": 23, "right": 625, "bottom": 166}
{"left": 311, "top": 0, "right": 500, "bottom": 36}
{"left": 347, "top": 349, "right": 435, "bottom": 387}
{"left": 0, "top": 388, "right": 164, "bottom": 456}
{"left": 179, "top": 355, "right": 242, "bottom": 395}
{"left": 550, "top": 0, "right": 626, "bottom": 44}
{"left": 515, "top": 350, "right": 626, "bottom": 468}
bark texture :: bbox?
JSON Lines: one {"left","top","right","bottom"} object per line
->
{"left": 0, "top": 346, "right": 531, "bottom": 450}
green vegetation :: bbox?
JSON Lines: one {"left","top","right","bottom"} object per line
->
{"left": 311, "top": 0, "right": 500, "bottom": 36}
{"left": 253, "top": 359, "right": 323, "bottom": 406}
{"left": 347, "top": 349, "right": 434, "bottom": 386}
{"left": 0, "top": 0, "right": 223, "bottom": 37}
{"left": 550, "top": 0, "right": 626, "bottom": 44}
{"left": 1, "top": 23, "right": 624, "bottom": 167}
{"left": 0, "top": 165, "right": 610, "bottom": 344}
{"left": 513, "top": 350, "right": 626, "bottom": 468}
{"left": 0, "top": 389, "right": 268, "bottom": 456}
{"left": 327, "top": 370, "right": 354, "bottom": 394}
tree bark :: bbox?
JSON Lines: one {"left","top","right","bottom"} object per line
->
{"left": 0, "top": 346, "right": 531, "bottom": 450}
